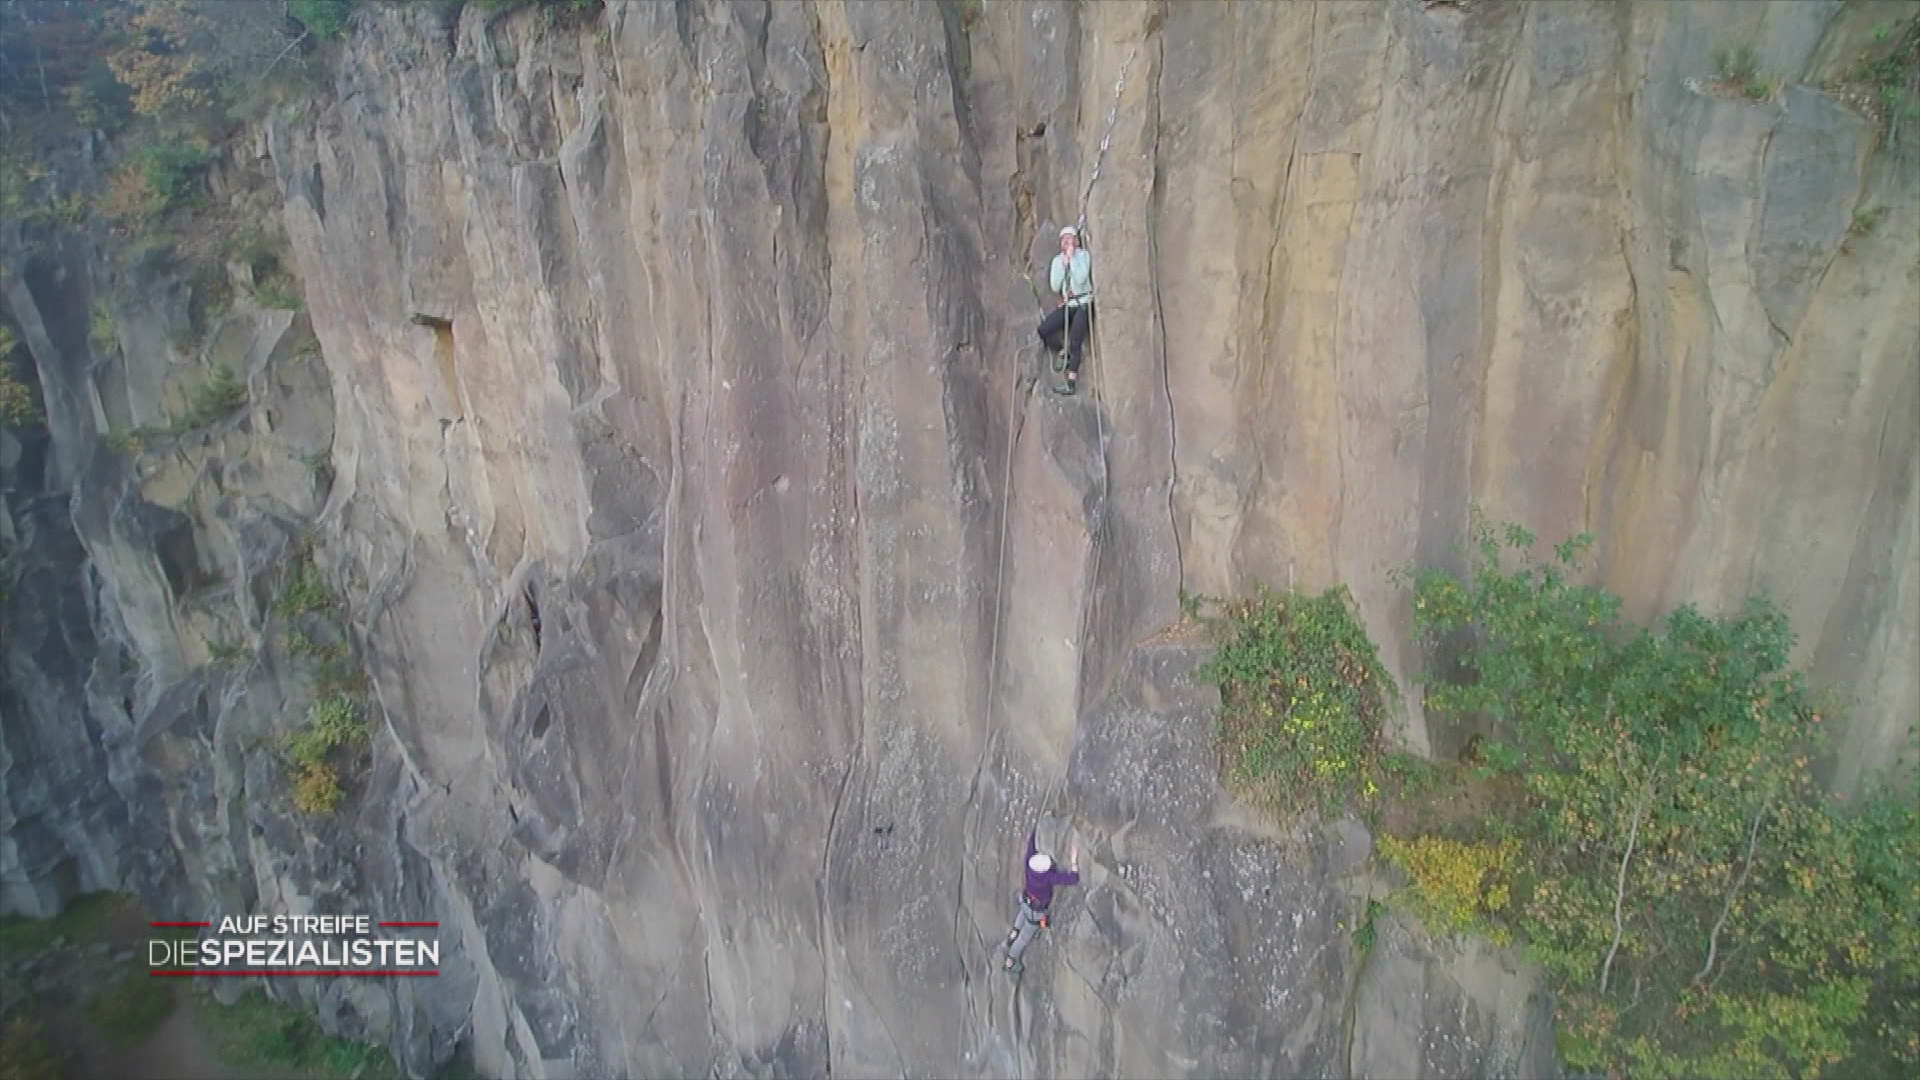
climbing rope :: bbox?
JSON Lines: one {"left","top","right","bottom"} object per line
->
{"left": 1068, "top": 45, "right": 1136, "bottom": 706}
{"left": 980, "top": 40, "right": 1136, "bottom": 776}
{"left": 981, "top": 343, "right": 1029, "bottom": 749}
{"left": 973, "top": 47, "right": 1139, "bottom": 1005}
{"left": 1075, "top": 44, "right": 1140, "bottom": 239}
{"left": 1072, "top": 42, "right": 1138, "bottom": 459}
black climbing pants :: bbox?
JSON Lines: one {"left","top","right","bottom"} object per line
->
{"left": 1037, "top": 302, "right": 1093, "bottom": 376}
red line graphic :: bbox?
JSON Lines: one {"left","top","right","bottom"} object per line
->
{"left": 149, "top": 921, "right": 211, "bottom": 928}
{"left": 150, "top": 970, "right": 438, "bottom": 977}
{"left": 377, "top": 921, "right": 439, "bottom": 928}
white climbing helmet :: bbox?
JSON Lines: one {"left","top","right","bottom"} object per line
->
{"left": 1059, "top": 226, "right": 1078, "bottom": 240}
{"left": 1029, "top": 852, "right": 1053, "bottom": 873}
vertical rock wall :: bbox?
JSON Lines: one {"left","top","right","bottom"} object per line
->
{"left": 3, "top": 1, "right": 1915, "bottom": 1077}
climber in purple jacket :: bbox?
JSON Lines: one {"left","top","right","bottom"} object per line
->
{"left": 1002, "top": 829, "right": 1080, "bottom": 974}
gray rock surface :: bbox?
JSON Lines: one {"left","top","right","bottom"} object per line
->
{"left": 1351, "top": 912, "right": 1558, "bottom": 1080}
{"left": 2, "top": 1, "right": 1915, "bottom": 1078}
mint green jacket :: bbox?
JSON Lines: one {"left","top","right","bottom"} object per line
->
{"left": 1050, "top": 249, "right": 1093, "bottom": 307}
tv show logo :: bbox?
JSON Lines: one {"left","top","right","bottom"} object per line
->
{"left": 148, "top": 914, "right": 440, "bottom": 977}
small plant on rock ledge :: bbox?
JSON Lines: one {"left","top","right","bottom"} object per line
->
{"left": 251, "top": 279, "right": 304, "bottom": 312}
{"left": 1832, "top": 17, "right": 1920, "bottom": 127}
{"left": 274, "top": 540, "right": 336, "bottom": 618}
{"left": 0, "top": 366, "right": 37, "bottom": 431}
{"left": 0, "top": 326, "right": 36, "bottom": 429}
{"left": 1711, "top": 43, "right": 1778, "bottom": 102}
{"left": 1351, "top": 897, "right": 1386, "bottom": 955}
{"left": 89, "top": 301, "right": 117, "bottom": 355}
{"left": 206, "top": 638, "right": 248, "bottom": 663}
{"left": 179, "top": 365, "right": 247, "bottom": 429}
{"left": 1849, "top": 206, "right": 1884, "bottom": 242}
{"left": 284, "top": 693, "right": 366, "bottom": 816}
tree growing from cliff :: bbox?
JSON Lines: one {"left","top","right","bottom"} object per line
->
{"left": 104, "top": 0, "right": 332, "bottom": 121}
{"left": 1406, "top": 517, "right": 1919, "bottom": 1079}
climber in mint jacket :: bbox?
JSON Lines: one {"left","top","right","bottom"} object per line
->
{"left": 1037, "top": 225, "right": 1094, "bottom": 395}
{"left": 1003, "top": 829, "right": 1080, "bottom": 973}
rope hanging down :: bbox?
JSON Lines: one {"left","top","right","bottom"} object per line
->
{"left": 987, "top": 44, "right": 1139, "bottom": 737}
{"left": 1067, "top": 43, "right": 1136, "bottom": 753}
{"left": 1076, "top": 44, "right": 1139, "bottom": 239}
{"left": 979, "top": 42, "right": 1141, "bottom": 831}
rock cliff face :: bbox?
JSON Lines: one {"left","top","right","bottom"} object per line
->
{"left": 3, "top": 1, "right": 1916, "bottom": 1077}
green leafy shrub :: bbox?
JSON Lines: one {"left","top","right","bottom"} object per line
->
{"left": 0, "top": 331, "right": 37, "bottom": 428}
{"left": 290, "top": 761, "right": 344, "bottom": 815}
{"left": 103, "top": 425, "right": 162, "bottom": 455}
{"left": 1378, "top": 834, "right": 1518, "bottom": 944}
{"left": 274, "top": 543, "right": 335, "bottom": 617}
{"left": 1846, "top": 17, "right": 1920, "bottom": 125}
{"left": 139, "top": 141, "right": 213, "bottom": 213}
{"left": 1713, "top": 44, "right": 1761, "bottom": 85}
{"left": 251, "top": 281, "right": 304, "bottom": 311}
{"left": 287, "top": 693, "right": 363, "bottom": 763}
{"left": 283, "top": 628, "right": 346, "bottom": 662}
{"left": 84, "top": 970, "right": 175, "bottom": 1048}
{"left": 206, "top": 638, "right": 248, "bottom": 663}
{"left": 287, "top": 0, "right": 355, "bottom": 40}
{"left": 1410, "top": 515, "right": 1920, "bottom": 1079}
{"left": 0, "top": 327, "right": 34, "bottom": 428}
{"left": 284, "top": 693, "right": 365, "bottom": 816}
{"left": 1848, "top": 206, "right": 1883, "bottom": 241}
{"left": 89, "top": 301, "right": 116, "bottom": 354}
{"left": 1196, "top": 584, "right": 1396, "bottom": 813}
{"left": 180, "top": 365, "right": 247, "bottom": 428}
{"left": 1352, "top": 897, "right": 1385, "bottom": 955}
{"left": 0, "top": 371, "right": 34, "bottom": 428}
{"left": 1708, "top": 43, "right": 1778, "bottom": 101}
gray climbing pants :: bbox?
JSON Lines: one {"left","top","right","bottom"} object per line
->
{"left": 1005, "top": 896, "right": 1047, "bottom": 965}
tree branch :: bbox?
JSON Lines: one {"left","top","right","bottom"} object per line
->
{"left": 252, "top": 26, "right": 309, "bottom": 91}
{"left": 1600, "top": 784, "right": 1652, "bottom": 996}
{"left": 1696, "top": 799, "right": 1768, "bottom": 986}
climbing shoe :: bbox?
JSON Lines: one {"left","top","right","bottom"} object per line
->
{"left": 1051, "top": 349, "right": 1067, "bottom": 373}
{"left": 1053, "top": 378, "right": 1076, "bottom": 396}
{"left": 1003, "top": 956, "right": 1023, "bottom": 976}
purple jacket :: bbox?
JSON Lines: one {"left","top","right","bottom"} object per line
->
{"left": 1021, "top": 830, "right": 1079, "bottom": 910}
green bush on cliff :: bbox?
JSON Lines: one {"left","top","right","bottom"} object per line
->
{"left": 179, "top": 364, "right": 248, "bottom": 429}
{"left": 1407, "top": 515, "right": 1920, "bottom": 1079}
{"left": 1196, "top": 584, "right": 1397, "bottom": 813}
{"left": 274, "top": 541, "right": 335, "bottom": 618}
{"left": 1849, "top": 17, "right": 1920, "bottom": 125}
{"left": 88, "top": 302, "right": 117, "bottom": 355}
{"left": 288, "top": 0, "right": 355, "bottom": 41}
{"left": 284, "top": 693, "right": 365, "bottom": 815}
